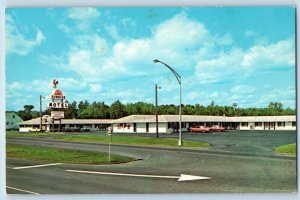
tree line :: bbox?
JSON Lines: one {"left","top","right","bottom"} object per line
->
{"left": 14, "top": 100, "right": 295, "bottom": 121}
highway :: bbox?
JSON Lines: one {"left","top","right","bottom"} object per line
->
{"left": 6, "top": 131, "right": 296, "bottom": 194}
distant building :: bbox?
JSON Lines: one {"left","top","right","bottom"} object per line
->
{"left": 18, "top": 114, "right": 296, "bottom": 133}
{"left": 6, "top": 112, "right": 23, "bottom": 130}
{"left": 19, "top": 116, "right": 113, "bottom": 132}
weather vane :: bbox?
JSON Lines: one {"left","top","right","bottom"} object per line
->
{"left": 52, "top": 79, "right": 59, "bottom": 88}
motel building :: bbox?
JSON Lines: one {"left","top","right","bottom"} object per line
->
{"left": 19, "top": 116, "right": 114, "bottom": 132}
{"left": 18, "top": 114, "right": 296, "bottom": 133}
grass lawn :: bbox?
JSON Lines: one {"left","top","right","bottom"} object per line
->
{"left": 6, "top": 144, "right": 135, "bottom": 164}
{"left": 6, "top": 131, "right": 64, "bottom": 137}
{"left": 275, "top": 143, "right": 296, "bottom": 155}
{"left": 52, "top": 134, "right": 209, "bottom": 148}
{"left": 6, "top": 131, "right": 209, "bottom": 148}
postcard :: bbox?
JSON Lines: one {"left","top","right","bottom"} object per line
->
{"left": 5, "top": 7, "right": 296, "bottom": 194}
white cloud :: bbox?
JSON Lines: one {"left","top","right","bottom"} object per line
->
{"left": 244, "top": 30, "right": 257, "bottom": 37}
{"left": 6, "top": 14, "right": 45, "bottom": 55}
{"left": 258, "top": 86, "right": 295, "bottom": 108}
{"left": 7, "top": 78, "right": 88, "bottom": 95}
{"left": 121, "top": 18, "right": 136, "bottom": 28}
{"left": 66, "top": 8, "right": 100, "bottom": 30}
{"left": 230, "top": 85, "right": 255, "bottom": 94}
{"left": 215, "top": 33, "right": 233, "bottom": 46}
{"left": 105, "top": 25, "right": 119, "bottom": 40}
{"left": 89, "top": 84, "right": 102, "bottom": 93}
{"left": 8, "top": 82, "right": 23, "bottom": 90}
{"left": 195, "top": 37, "right": 295, "bottom": 84}
{"left": 66, "top": 8, "right": 99, "bottom": 21}
{"left": 207, "top": 91, "right": 219, "bottom": 98}
{"left": 195, "top": 48, "right": 245, "bottom": 83}
{"left": 242, "top": 37, "right": 295, "bottom": 68}
{"left": 152, "top": 12, "right": 208, "bottom": 50}
{"left": 113, "top": 39, "right": 151, "bottom": 63}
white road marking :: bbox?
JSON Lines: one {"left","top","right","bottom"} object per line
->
{"left": 6, "top": 186, "right": 40, "bottom": 195}
{"left": 67, "top": 169, "right": 211, "bottom": 182}
{"left": 13, "top": 163, "right": 63, "bottom": 170}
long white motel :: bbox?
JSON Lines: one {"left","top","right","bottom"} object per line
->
{"left": 18, "top": 114, "right": 296, "bottom": 133}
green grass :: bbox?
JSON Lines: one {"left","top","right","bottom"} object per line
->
{"left": 6, "top": 131, "right": 64, "bottom": 137}
{"left": 275, "top": 143, "right": 296, "bottom": 155}
{"left": 52, "top": 134, "right": 209, "bottom": 148}
{"left": 6, "top": 131, "right": 209, "bottom": 148}
{"left": 6, "top": 144, "right": 135, "bottom": 164}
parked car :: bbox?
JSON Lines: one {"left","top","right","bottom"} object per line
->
{"left": 29, "top": 128, "right": 41, "bottom": 132}
{"left": 62, "top": 127, "right": 81, "bottom": 132}
{"left": 80, "top": 127, "right": 91, "bottom": 132}
{"left": 209, "top": 125, "right": 225, "bottom": 132}
{"left": 189, "top": 126, "right": 210, "bottom": 133}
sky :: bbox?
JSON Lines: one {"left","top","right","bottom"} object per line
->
{"left": 5, "top": 7, "right": 296, "bottom": 111}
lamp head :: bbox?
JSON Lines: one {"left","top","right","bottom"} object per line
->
{"left": 153, "top": 59, "right": 159, "bottom": 63}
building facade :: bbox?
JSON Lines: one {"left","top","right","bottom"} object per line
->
{"left": 19, "top": 116, "right": 114, "bottom": 132}
{"left": 231, "top": 116, "right": 296, "bottom": 131}
{"left": 18, "top": 114, "right": 296, "bottom": 133}
{"left": 112, "top": 115, "right": 296, "bottom": 133}
{"left": 6, "top": 112, "right": 23, "bottom": 130}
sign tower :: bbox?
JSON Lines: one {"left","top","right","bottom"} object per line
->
{"left": 47, "top": 79, "right": 68, "bottom": 131}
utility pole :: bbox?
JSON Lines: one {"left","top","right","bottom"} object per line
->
{"left": 40, "top": 95, "right": 43, "bottom": 132}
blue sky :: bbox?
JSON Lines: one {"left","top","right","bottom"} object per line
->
{"left": 5, "top": 7, "right": 295, "bottom": 111}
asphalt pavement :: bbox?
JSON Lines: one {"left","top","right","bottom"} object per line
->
{"left": 6, "top": 130, "right": 297, "bottom": 194}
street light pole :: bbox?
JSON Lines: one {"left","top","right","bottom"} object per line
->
{"left": 153, "top": 59, "right": 183, "bottom": 146}
{"left": 155, "top": 84, "right": 161, "bottom": 138}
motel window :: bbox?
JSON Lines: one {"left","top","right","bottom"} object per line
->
{"left": 6, "top": 122, "right": 9, "bottom": 125}
{"left": 292, "top": 122, "right": 296, "bottom": 127}
{"left": 277, "top": 122, "right": 285, "bottom": 127}
{"left": 255, "top": 122, "right": 262, "bottom": 127}
{"left": 168, "top": 122, "right": 177, "bottom": 129}
{"left": 241, "top": 122, "right": 248, "bottom": 127}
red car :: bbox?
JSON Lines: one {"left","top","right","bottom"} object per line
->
{"left": 209, "top": 125, "right": 225, "bottom": 132}
{"left": 189, "top": 126, "right": 210, "bottom": 133}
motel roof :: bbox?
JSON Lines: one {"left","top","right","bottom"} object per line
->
{"left": 229, "top": 115, "right": 296, "bottom": 122}
{"left": 19, "top": 118, "right": 114, "bottom": 125}
{"left": 113, "top": 115, "right": 230, "bottom": 123}
{"left": 113, "top": 115, "right": 296, "bottom": 123}
{"left": 19, "top": 115, "right": 296, "bottom": 125}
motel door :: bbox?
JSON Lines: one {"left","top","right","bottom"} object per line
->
{"left": 264, "top": 122, "right": 269, "bottom": 130}
{"left": 270, "top": 122, "right": 275, "bottom": 130}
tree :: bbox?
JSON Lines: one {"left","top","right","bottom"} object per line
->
{"left": 268, "top": 102, "right": 283, "bottom": 115}
{"left": 24, "top": 105, "right": 34, "bottom": 112}
{"left": 77, "top": 100, "right": 90, "bottom": 118}
{"left": 65, "top": 101, "right": 77, "bottom": 119}
{"left": 110, "top": 100, "right": 126, "bottom": 119}
{"left": 232, "top": 103, "right": 238, "bottom": 116}
{"left": 18, "top": 105, "right": 35, "bottom": 120}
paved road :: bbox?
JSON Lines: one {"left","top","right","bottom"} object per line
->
{"left": 6, "top": 131, "right": 296, "bottom": 194}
